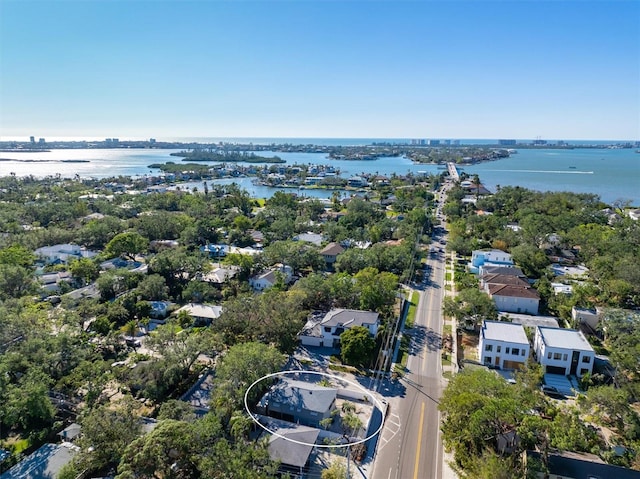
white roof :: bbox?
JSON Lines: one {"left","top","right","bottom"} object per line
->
{"left": 537, "top": 327, "right": 594, "bottom": 352}
{"left": 498, "top": 313, "right": 559, "bottom": 329}
{"left": 481, "top": 320, "right": 528, "bottom": 344}
{"left": 176, "top": 303, "right": 222, "bottom": 320}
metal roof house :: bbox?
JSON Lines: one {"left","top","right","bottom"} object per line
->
{"left": 256, "top": 379, "right": 337, "bottom": 428}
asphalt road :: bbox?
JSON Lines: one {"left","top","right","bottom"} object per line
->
{"left": 371, "top": 194, "right": 449, "bottom": 479}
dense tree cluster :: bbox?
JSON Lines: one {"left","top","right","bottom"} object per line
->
{"left": 0, "top": 174, "right": 438, "bottom": 477}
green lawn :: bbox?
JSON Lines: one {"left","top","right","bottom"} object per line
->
{"left": 443, "top": 324, "right": 452, "bottom": 335}
{"left": 394, "top": 333, "right": 412, "bottom": 376}
{"left": 445, "top": 272, "right": 452, "bottom": 281}
{"left": 405, "top": 291, "right": 420, "bottom": 329}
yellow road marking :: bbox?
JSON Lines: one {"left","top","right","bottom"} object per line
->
{"left": 413, "top": 402, "right": 426, "bottom": 479}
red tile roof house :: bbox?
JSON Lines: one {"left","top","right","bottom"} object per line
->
{"left": 486, "top": 283, "right": 540, "bottom": 315}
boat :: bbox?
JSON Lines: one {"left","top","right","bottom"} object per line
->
{"left": 568, "top": 166, "right": 577, "bottom": 169}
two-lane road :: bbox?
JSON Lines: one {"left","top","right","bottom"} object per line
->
{"left": 372, "top": 238, "right": 447, "bottom": 479}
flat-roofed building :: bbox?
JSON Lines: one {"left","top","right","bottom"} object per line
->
{"left": 534, "top": 327, "right": 595, "bottom": 377}
{"left": 479, "top": 320, "right": 530, "bottom": 370}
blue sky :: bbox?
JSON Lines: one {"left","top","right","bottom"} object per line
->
{"left": 1, "top": 0, "right": 638, "bottom": 141}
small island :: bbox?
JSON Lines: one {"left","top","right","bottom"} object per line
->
{"left": 170, "top": 149, "right": 285, "bottom": 163}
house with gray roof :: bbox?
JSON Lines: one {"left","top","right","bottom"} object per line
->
{"left": 258, "top": 417, "right": 320, "bottom": 477}
{"left": 257, "top": 379, "right": 337, "bottom": 428}
{"left": 0, "top": 443, "right": 78, "bottom": 479}
{"left": 525, "top": 450, "right": 640, "bottom": 479}
{"left": 298, "top": 308, "right": 380, "bottom": 348}
{"left": 319, "top": 242, "right": 345, "bottom": 268}
{"left": 534, "top": 327, "right": 595, "bottom": 377}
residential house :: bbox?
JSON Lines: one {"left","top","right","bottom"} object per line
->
{"left": 534, "top": 327, "right": 595, "bottom": 377}
{"left": 261, "top": 419, "right": 320, "bottom": 478}
{"left": 469, "top": 249, "right": 514, "bottom": 274}
{"left": 293, "top": 232, "right": 325, "bottom": 246}
{"left": 175, "top": 303, "right": 223, "bottom": 326}
{"left": 347, "top": 176, "right": 368, "bottom": 188}
{"left": 100, "top": 257, "right": 144, "bottom": 271}
{"left": 552, "top": 283, "right": 573, "bottom": 295}
{"left": 200, "top": 244, "right": 229, "bottom": 258}
{"left": 0, "top": 443, "right": 77, "bottom": 479}
{"left": 299, "top": 309, "right": 380, "bottom": 348}
{"left": 34, "top": 244, "right": 98, "bottom": 265}
{"left": 571, "top": 306, "right": 600, "bottom": 331}
{"left": 181, "top": 370, "right": 215, "bottom": 416}
{"left": 201, "top": 265, "right": 239, "bottom": 285}
{"left": 38, "top": 271, "right": 73, "bottom": 293}
{"left": 256, "top": 379, "right": 337, "bottom": 428}
{"left": 525, "top": 450, "right": 640, "bottom": 479}
{"left": 479, "top": 320, "right": 530, "bottom": 370}
{"left": 319, "top": 242, "right": 345, "bottom": 268}
{"left": 249, "top": 264, "right": 293, "bottom": 291}
{"left": 486, "top": 283, "right": 540, "bottom": 315}
{"left": 480, "top": 265, "right": 526, "bottom": 278}
{"left": 57, "top": 423, "right": 81, "bottom": 442}
{"left": 481, "top": 273, "right": 530, "bottom": 291}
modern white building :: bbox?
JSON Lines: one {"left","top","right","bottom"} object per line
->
{"left": 478, "top": 320, "right": 530, "bottom": 370}
{"left": 534, "top": 327, "right": 595, "bottom": 377}
{"left": 469, "top": 249, "right": 514, "bottom": 274}
{"left": 298, "top": 309, "right": 380, "bottom": 348}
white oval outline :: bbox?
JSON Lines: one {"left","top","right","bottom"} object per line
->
{"left": 244, "top": 370, "right": 386, "bottom": 449}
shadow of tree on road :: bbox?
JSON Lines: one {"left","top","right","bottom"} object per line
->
{"left": 407, "top": 325, "right": 442, "bottom": 355}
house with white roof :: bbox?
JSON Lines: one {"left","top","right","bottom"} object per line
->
{"left": 479, "top": 320, "right": 530, "bottom": 370}
{"left": 299, "top": 309, "right": 380, "bottom": 348}
{"left": 175, "top": 303, "right": 223, "bottom": 326}
{"left": 534, "top": 327, "right": 595, "bottom": 377}
{"left": 469, "top": 249, "right": 514, "bottom": 274}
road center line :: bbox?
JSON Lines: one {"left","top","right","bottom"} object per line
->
{"left": 413, "top": 401, "right": 426, "bottom": 479}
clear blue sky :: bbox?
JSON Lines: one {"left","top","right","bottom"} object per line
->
{"left": 1, "top": 0, "right": 638, "bottom": 141}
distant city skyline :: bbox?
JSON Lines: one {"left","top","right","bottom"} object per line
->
{"left": 1, "top": 1, "right": 638, "bottom": 141}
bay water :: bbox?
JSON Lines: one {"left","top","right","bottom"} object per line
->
{"left": 0, "top": 146, "right": 637, "bottom": 205}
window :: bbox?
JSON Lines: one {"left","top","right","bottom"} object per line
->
{"left": 580, "top": 369, "right": 589, "bottom": 376}
{"left": 563, "top": 354, "right": 568, "bottom": 361}
{"left": 496, "top": 346, "right": 501, "bottom": 353}
{"left": 547, "top": 352, "right": 552, "bottom": 359}
{"left": 582, "top": 356, "right": 591, "bottom": 363}
{"left": 324, "top": 327, "right": 331, "bottom": 333}
{"left": 484, "top": 356, "right": 492, "bottom": 364}
{"left": 506, "top": 347, "right": 510, "bottom": 354}
{"left": 512, "top": 348, "right": 520, "bottom": 356}
{"left": 485, "top": 344, "right": 493, "bottom": 352}
{"left": 553, "top": 352, "right": 562, "bottom": 360}
{"left": 521, "top": 350, "right": 526, "bottom": 356}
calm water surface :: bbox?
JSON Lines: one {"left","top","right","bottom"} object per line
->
{"left": 0, "top": 147, "right": 637, "bottom": 205}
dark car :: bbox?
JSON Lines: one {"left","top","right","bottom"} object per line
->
{"left": 541, "top": 385, "right": 565, "bottom": 399}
